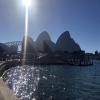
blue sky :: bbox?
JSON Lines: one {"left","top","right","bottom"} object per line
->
{"left": 0, "top": 0, "right": 100, "bottom": 53}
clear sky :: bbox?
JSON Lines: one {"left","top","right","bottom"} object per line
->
{"left": 0, "top": 0, "right": 100, "bottom": 53}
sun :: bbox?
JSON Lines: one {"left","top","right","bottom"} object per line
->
{"left": 23, "top": 0, "right": 31, "bottom": 8}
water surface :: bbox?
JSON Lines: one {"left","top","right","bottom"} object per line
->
{"left": 2, "top": 61, "right": 100, "bottom": 100}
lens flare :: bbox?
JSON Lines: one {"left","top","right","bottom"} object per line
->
{"left": 23, "top": 4, "right": 29, "bottom": 65}
{"left": 23, "top": 0, "right": 31, "bottom": 7}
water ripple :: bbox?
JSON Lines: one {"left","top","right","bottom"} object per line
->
{"left": 2, "top": 63, "right": 100, "bottom": 100}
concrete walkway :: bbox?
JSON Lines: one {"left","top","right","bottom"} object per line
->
{"left": 0, "top": 79, "right": 18, "bottom": 100}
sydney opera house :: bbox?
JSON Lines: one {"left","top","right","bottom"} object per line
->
{"left": 0, "top": 31, "right": 93, "bottom": 66}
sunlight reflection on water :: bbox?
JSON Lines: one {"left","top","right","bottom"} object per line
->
{"left": 2, "top": 66, "right": 41, "bottom": 100}
{"left": 2, "top": 61, "right": 100, "bottom": 100}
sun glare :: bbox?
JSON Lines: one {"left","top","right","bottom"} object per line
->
{"left": 23, "top": 0, "right": 31, "bottom": 7}
{"left": 22, "top": 0, "right": 31, "bottom": 64}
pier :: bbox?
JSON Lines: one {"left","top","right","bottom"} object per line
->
{"left": 66, "top": 53, "right": 93, "bottom": 66}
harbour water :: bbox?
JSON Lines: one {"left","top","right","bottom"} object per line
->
{"left": 2, "top": 60, "right": 100, "bottom": 100}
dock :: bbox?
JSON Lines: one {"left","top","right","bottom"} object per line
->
{"left": 67, "top": 56, "right": 93, "bottom": 66}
